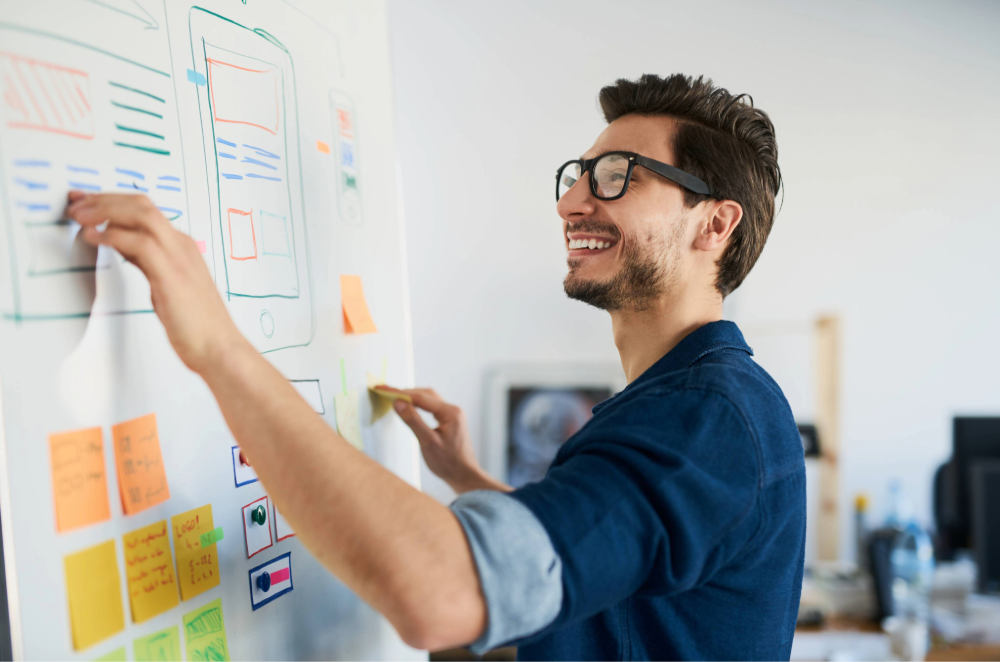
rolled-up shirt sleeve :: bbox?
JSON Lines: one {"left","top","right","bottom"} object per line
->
{"left": 450, "top": 490, "right": 563, "bottom": 653}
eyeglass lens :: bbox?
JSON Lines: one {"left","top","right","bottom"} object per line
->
{"left": 593, "top": 154, "right": 629, "bottom": 199}
{"left": 558, "top": 162, "right": 581, "bottom": 201}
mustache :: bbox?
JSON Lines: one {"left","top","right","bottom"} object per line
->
{"left": 565, "top": 220, "right": 621, "bottom": 239}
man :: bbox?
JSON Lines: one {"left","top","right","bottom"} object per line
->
{"left": 68, "top": 73, "right": 805, "bottom": 660}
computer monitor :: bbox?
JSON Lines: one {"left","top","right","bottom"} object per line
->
{"left": 971, "top": 460, "right": 1000, "bottom": 593}
{"left": 952, "top": 417, "right": 1000, "bottom": 549}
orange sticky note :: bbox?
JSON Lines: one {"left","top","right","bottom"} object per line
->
{"left": 316, "top": 139, "right": 331, "bottom": 154}
{"left": 64, "top": 539, "right": 125, "bottom": 651}
{"left": 49, "top": 426, "right": 111, "bottom": 532}
{"left": 123, "top": 520, "right": 179, "bottom": 623}
{"left": 171, "top": 504, "right": 221, "bottom": 601}
{"left": 340, "top": 274, "right": 377, "bottom": 334}
{"left": 112, "top": 413, "right": 170, "bottom": 515}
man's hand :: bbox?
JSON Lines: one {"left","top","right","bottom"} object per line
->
{"left": 66, "top": 192, "right": 249, "bottom": 373}
{"left": 387, "top": 387, "right": 511, "bottom": 494}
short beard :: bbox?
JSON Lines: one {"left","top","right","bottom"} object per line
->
{"left": 563, "top": 220, "right": 680, "bottom": 312}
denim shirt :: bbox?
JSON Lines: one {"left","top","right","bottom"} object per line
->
{"left": 453, "top": 321, "right": 806, "bottom": 660}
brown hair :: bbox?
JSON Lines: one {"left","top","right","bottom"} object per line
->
{"left": 598, "top": 74, "right": 782, "bottom": 297}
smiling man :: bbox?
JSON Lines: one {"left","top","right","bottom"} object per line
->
{"left": 67, "top": 73, "right": 805, "bottom": 661}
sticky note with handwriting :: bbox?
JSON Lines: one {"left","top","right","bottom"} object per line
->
{"left": 49, "top": 426, "right": 111, "bottom": 532}
{"left": 64, "top": 539, "right": 125, "bottom": 651}
{"left": 171, "top": 504, "right": 221, "bottom": 601}
{"left": 112, "top": 413, "right": 170, "bottom": 515}
{"left": 340, "top": 274, "right": 377, "bottom": 334}
{"left": 334, "top": 389, "right": 364, "bottom": 450}
{"left": 183, "top": 597, "right": 231, "bottom": 661}
{"left": 123, "top": 520, "right": 178, "bottom": 623}
{"left": 133, "top": 625, "right": 181, "bottom": 661}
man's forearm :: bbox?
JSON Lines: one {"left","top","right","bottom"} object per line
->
{"left": 200, "top": 341, "right": 486, "bottom": 649}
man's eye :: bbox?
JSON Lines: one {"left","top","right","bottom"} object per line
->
{"left": 608, "top": 172, "right": 626, "bottom": 182}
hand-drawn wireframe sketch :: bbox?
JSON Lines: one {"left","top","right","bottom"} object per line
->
{"left": 0, "top": 24, "right": 191, "bottom": 321}
{"left": 330, "top": 90, "right": 363, "bottom": 226}
{"left": 188, "top": 7, "right": 313, "bottom": 353}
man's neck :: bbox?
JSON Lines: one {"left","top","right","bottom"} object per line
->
{"left": 610, "top": 288, "right": 724, "bottom": 384}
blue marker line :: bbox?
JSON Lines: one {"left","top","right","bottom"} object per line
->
{"left": 158, "top": 175, "right": 180, "bottom": 181}
{"left": 245, "top": 173, "right": 281, "bottom": 181}
{"left": 242, "top": 144, "right": 279, "bottom": 159}
{"left": 241, "top": 157, "right": 277, "bottom": 170}
{"left": 186, "top": 69, "right": 206, "bottom": 86}
{"left": 67, "top": 165, "right": 99, "bottom": 174}
{"left": 117, "top": 182, "right": 149, "bottom": 192}
{"left": 14, "top": 179, "right": 48, "bottom": 190}
{"left": 221, "top": 173, "right": 243, "bottom": 180}
{"left": 156, "top": 185, "right": 181, "bottom": 192}
{"left": 16, "top": 201, "right": 50, "bottom": 211}
{"left": 114, "top": 167, "right": 145, "bottom": 180}
{"left": 14, "top": 160, "right": 49, "bottom": 167}
{"left": 218, "top": 152, "right": 236, "bottom": 160}
{"left": 157, "top": 206, "right": 183, "bottom": 217}
{"left": 217, "top": 138, "right": 236, "bottom": 147}
{"left": 69, "top": 181, "right": 101, "bottom": 191}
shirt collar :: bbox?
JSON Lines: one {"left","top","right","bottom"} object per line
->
{"left": 594, "top": 320, "right": 753, "bottom": 413}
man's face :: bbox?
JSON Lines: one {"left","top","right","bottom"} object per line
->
{"left": 558, "top": 114, "right": 693, "bottom": 311}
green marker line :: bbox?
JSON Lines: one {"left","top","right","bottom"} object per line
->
{"left": 340, "top": 359, "right": 348, "bottom": 396}
{"left": 115, "top": 124, "right": 164, "bottom": 140}
{"left": 111, "top": 101, "right": 162, "bottom": 119}
{"left": 114, "top": 142, "right": 170, "bottom": 156}
{"left": 109, "top": 81, "right": 165, "bottom": 103}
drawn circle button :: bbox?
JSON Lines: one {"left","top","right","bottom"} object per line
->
{"left": 252, "top": 504, "right": 267, "bottom": 526}
{"left": 260, "top": 310, "right": 275, "bottom": 338}
{"left": 257, "top": 571, "right": 271, "bottom": 593}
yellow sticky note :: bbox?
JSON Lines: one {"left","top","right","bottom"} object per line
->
{"left": 49, "top": 426, "right": 111, "bottom": 533}
{"left": 183, "top": 598, "right": 230, "bottom": 661}
{"left": 340, "top": 274, "right": 377, "bottom": 334}
{"left": 171, "top": 504, "right": 221, "bottom": 601}
{"left": 334, "top": 389, "right": 363, "bottom": 450}
{"left": 133, "top": 625, "right": 181, "bottom": 661}
{"left": 123, "top": 520, "right": 178, "bottom": 623}
{"left": 366, "top": 375, "right": 412, "bottom": 423}
{"left": 112, "top": 413, "right": 170, "bottom": 515}
{"left": 64, "top": 539, "right": 125, "bottom": 651}
{"left": 95, "top": 646, "right": 127, "bottom": 661}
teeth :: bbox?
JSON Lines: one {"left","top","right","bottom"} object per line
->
{"left": 567, "top": 238, "right": 614, "bottom": 250}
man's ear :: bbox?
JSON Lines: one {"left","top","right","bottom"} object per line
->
{"left": 693, "top": 200, "right": 743, "bottom": 252}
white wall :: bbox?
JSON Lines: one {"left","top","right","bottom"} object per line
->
{"left": 386, "top": 0, "right": 1000, "bottom": 558}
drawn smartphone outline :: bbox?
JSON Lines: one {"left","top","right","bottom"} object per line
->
{"left": 187, "top": 7, "right": 314, "bottom": 353}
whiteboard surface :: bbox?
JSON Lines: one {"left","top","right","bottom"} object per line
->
{"left": 0, "top": 0, "right": 420, "bottom": 659}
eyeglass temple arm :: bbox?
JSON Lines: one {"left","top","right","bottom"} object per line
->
{"left": 634, "top": 155, "right": 713, "bottom": 196}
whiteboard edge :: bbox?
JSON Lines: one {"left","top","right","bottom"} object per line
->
{"left": 0, "top": 364, "right": 24, "bottom": 660}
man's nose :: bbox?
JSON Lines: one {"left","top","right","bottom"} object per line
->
{"left": 557, "top": 171, "right": 597, "bottom": 220}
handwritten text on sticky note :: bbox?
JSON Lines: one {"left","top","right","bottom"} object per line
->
{"left": 112, "top": 413, "right": 170, "bottom": 515}
{"left": 64, "top": 539, "right": 125, "bottom": 651}
{"left": 171, "top": 504, "right": 221, "bottom": 601}
{"left": 123, "top": 520, "right": 178, "bottom": 623}
{"left": 49, "top": 426, "right": 111, "bottom": 533}
{"left": 340, "top": 274, "right": 377, "bottom": 334}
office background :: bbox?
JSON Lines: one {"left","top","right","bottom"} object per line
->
{"left": 387, "top": 0, "right": 1000, "bottom": 563}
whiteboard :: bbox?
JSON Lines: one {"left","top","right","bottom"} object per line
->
{"left": 0, "top": 0, "right": 421, "bottom": 659}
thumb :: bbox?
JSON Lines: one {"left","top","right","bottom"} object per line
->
{"left": 394, "top": 400, "right": 437, "bottom": 444}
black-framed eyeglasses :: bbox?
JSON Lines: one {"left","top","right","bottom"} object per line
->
{"left": 556, "top": 151, "right": 712, "bottom": 202}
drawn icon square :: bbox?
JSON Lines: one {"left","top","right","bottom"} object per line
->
{"left": 226, "top": 207, "right": 257, "bottom": 260}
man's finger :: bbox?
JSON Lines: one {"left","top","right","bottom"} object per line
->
{"left": 401, "top": 389, "right": 454, "bottom": 418}
{"left": 393, "top": 401, "right": 438, "bottom": 445}
{"left": 68, "top": 193, "right": 172, "bottom": 243}
{"left": 82, "top": 226, "right": 169, "bottom": 282}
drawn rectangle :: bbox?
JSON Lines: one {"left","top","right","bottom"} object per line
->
{"left": 260, "top": 210, "right": 290, "bottom": 257}
{"left": 242, "top": 495, "right": 273, "bottom": 558}
{"left": 231, "top": 445, "right": 259, "bottom": 487}
{"left": 290, "top": 379, "right": 325, "bottom": 414}
{"left": 248, "top": 552, "right": 293, "bottom": 610}
{"left": 226, "top": 207, "right": 256, "bottom": 260}
{"left": 273, "top": 503, "right": 295, "bottom": 541}
{"left": 0, "top": 52, "right": 95, "bottom": 139}
{"left": 207, "top": 58, "right": 278, "bottom": 135}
